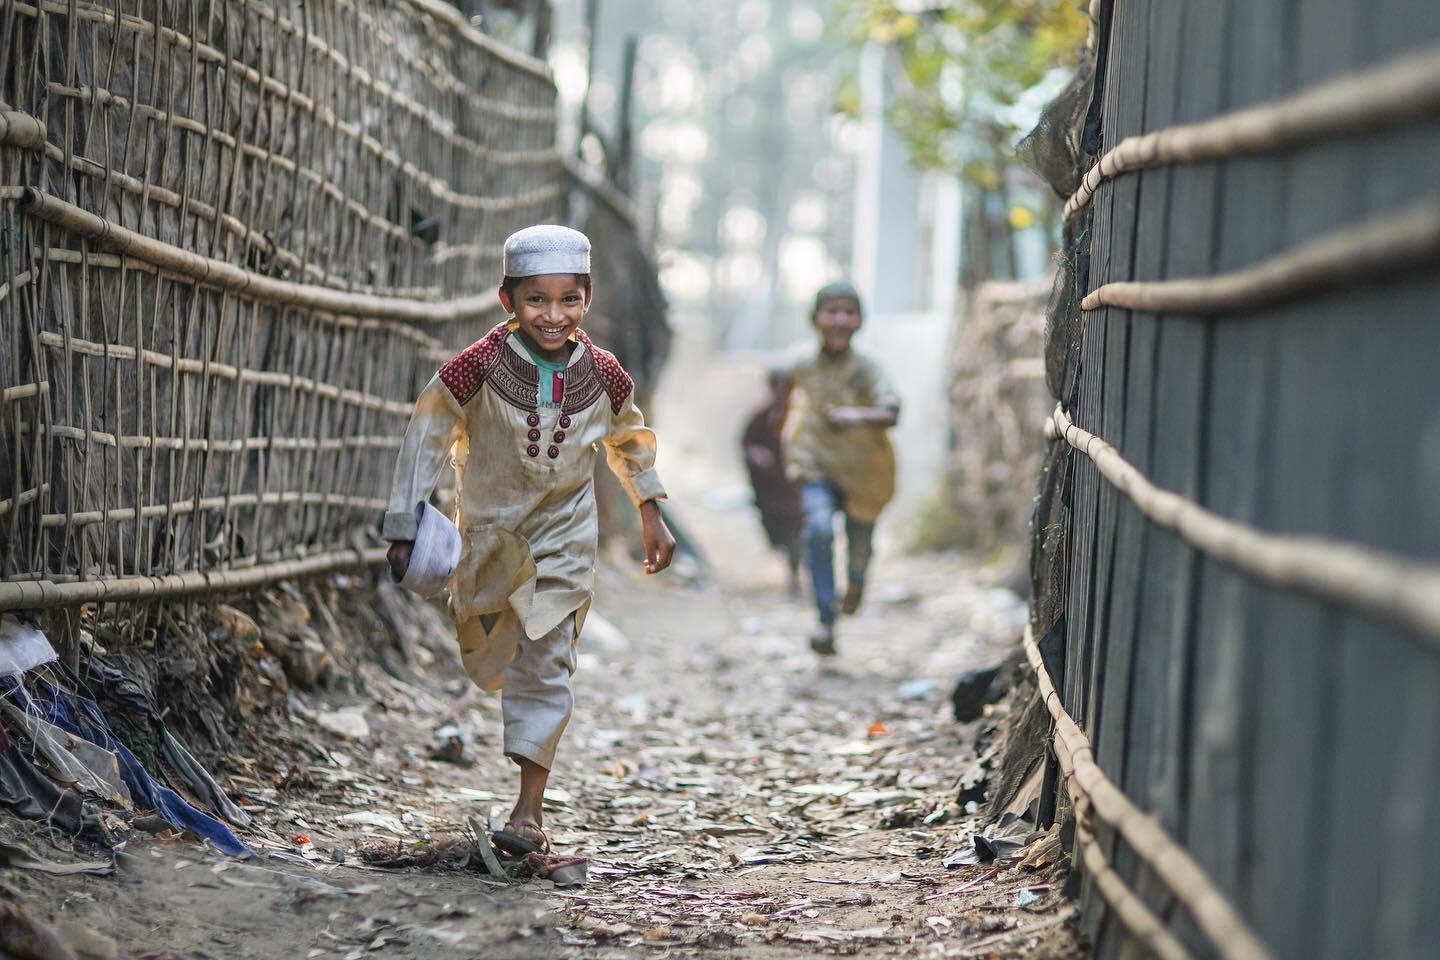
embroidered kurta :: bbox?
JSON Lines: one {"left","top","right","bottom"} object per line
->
{"left": 781, "top": 346, "right": 899, "bottom": 523}
{"left": 383, "top": 324, "right": 665, "bottom": 640}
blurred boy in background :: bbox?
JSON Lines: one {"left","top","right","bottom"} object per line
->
{"left": 781, "top": 282, "right": 899, "bottom": 656}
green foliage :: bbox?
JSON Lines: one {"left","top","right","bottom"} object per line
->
{"left": 837, "top": 0, "right": 1089, "bottom": 183}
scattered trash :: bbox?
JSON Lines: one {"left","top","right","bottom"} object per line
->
{"left": 523, "top": 851, "right": 588, "bottom": 888}
{"left": 898, "top": 678, "right": 938, "bottom": 700}
{"left": 1019, "top": 823, "right": 1066, "bottom": 871}
{"left": 0, "top": 839, "right": 113, "bottom": 876}
{"left": 469, "top": 817, "right": 511, "bottom": 881}
{"left": 1017, "top": 886, "right": 1047, "bottom": 906}
{"left": 922, "top": 866, "right": 1001, "bottom": 902}
{"left": 780, "top": 926, "right": 893, "bottom": 946}
{"left": 339, "top": 811, "right": 406, "bottom": 835}
{"left": 542, "top": 786, "right": 574, "bottom": 805}
{"left": 614, "top": 694, "right": 650, "bottom": 723}
{"left": 944, "top": 814, "right": 1036, "bottom": 868}
{"left": 829, "top": 740, "right": 880, "bottom": 756}
{"left": 429, "top": 724, "right": 472, "bottom": 766}
{"left": 580, "top": 613, "right": 631, "bottom": 654}
{"left": 0, "top": 902, "right": 77, "bottom": 960}
{"left": 315, "top": 708, "right": 370, "bottom": 741}
{"left": 354, "top": 835, "right": 474, "bottom": 870}
{"left": 0, "top": 556, "right": 1082, "bottom": 954}
{"left": 950, "top": 665, "right": 1003, "bottom": 722}
{"left": 0, "top": 700, "right": 131, "bottom": 806}
{"left": 11, "top": 675, "right": 253, "bottom": 856}
{"left": 212, "top": 604, "right": 261, "bottom": 641}
{"left": 0, "top": 617, "right": 56, "bottom": 676}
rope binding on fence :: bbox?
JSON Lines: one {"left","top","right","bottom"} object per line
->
{"left": 1023, "top": 625, "right": 1272, "bottom": 960}
{"left": 1048, "top": 406, "right": 1440, "bottom": 646}
{"left": 1065, "top": 42, "right": 1440, "bottom": 218}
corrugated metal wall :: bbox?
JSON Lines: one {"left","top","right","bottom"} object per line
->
{"left": 1046, "top": 2, "right": 1440, "bottom": 957}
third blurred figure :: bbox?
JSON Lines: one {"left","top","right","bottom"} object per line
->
{"left": 741, "top": 368, "right": 805, "bottom": 595}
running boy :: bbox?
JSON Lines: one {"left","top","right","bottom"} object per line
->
{"left": 383, "top": 224, "right": 675, "bottom": 850}
{"left": 781, "top": 282, "right": 899, "bottom": 655}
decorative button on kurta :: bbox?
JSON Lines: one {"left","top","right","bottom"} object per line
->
{"left": 553, "top": 430, "right": 566, "bottom": 443}
{"left": 527, "top": 444, "right": 541, "bottom": 458}
{"left": 527, "top": 429, "right": 542, "bottom": 442}
{"left": 527, "top": 413, "right": 540, "bottom": 427}
{"left": 559, "top": 415, "right": 572, "bottom": 429}
{"left": 547, "top": 445, "right": 560, "bottom": 459}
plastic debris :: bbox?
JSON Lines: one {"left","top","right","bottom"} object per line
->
{"left": 950, "top": 665, "right": 1003, "bottom": 722}
{"left": 898, "top": 678, "right": 938, "bottom": 700}
{"left": 0, "top": 840, "right": 113, "bottom": 876}
{"left": 339, "top": 811, "right": 406, "bottom": 835}
{"left": 0, "top": 617, "right": 56, "bottom": 677}
{"left": 315, "top": 708, "right": 370, "bottom": 741}
{"left": 1017, "top": 886, "right": 1046, "bottom": 906}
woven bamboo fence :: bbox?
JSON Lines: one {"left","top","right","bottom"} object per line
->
{"left": 0, "top": 0, "right": 566, "bottom": 613}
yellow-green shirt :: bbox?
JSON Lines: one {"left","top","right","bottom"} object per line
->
{"left": 781, "top": 346, "right": 899, "bottom": 522}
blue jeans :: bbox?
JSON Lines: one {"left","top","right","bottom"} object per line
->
{"left": 802, "top": 481, "right": 874, "bottom": 625}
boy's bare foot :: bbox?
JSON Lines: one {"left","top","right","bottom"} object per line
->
{"left": 503, "top": 755, "right": 551, "bottom": 851}
{"left": 809, "top": 623, "right": 837, "bottom": 657}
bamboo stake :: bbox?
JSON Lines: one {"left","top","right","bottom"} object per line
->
{"left": 0, "top": 547, "right": 388, "bottom": 611}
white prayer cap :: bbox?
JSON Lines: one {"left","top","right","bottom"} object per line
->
{"left": 399, "top": 502, "right": 462, "bottom": 598}
{"left": 502, "top": 224, "right": 591, "bottom": 277}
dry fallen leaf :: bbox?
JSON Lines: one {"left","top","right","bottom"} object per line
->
{"left": 738, "top": 912, "right": 770, "bottom": 927}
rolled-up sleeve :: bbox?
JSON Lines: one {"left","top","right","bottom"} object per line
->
{"left": 382, "top": 375, "right": 465, "bottom": 540}
{"left": 602, "top": 392, "right": 667, "bottom": 507}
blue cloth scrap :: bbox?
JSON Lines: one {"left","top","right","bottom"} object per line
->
{"left": 6, "top": 678, "right": 253, "bottom": 858}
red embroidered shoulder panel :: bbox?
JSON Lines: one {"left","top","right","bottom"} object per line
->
{"left": 439, "top": 326, "right": 633, "bottom": 415}
{"left": 437, "top": 323, "right": 511, "bottom": 405}
{"left": 575, "top": 331, "right": 634, "bottom": 414}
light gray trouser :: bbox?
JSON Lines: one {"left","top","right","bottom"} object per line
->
{"left": 455, "top": 609, "right": 577, "bottom": 770}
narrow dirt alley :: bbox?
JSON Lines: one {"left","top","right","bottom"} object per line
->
{"left": 2, "top": 352, "right": 1089, "bottom": 959}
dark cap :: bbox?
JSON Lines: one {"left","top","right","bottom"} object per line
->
{"left": 813, "top": 281, "right": 863, "bottom": 315}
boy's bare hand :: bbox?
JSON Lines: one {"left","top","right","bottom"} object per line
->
{"left": 825, "top": 406, "right": 866, "bottom": 428}
{"left": 826, "top": 405, "right": 899, "bottom": 428}
{"left": 639, "top": 500, "right": 676, "bottom": 575}
{"left": 387, "top": 540, "right": 413, "bottom": 581}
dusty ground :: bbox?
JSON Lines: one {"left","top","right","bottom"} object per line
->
{"left": 2, "top": 350, "right": 1089, "bottom": 959}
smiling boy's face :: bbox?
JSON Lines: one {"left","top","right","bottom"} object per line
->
{"left": 500, "top": 274, "right": 592, "bottom": 362}
{"left": 813, "top": 297, "right": 862, "bottom": 354}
